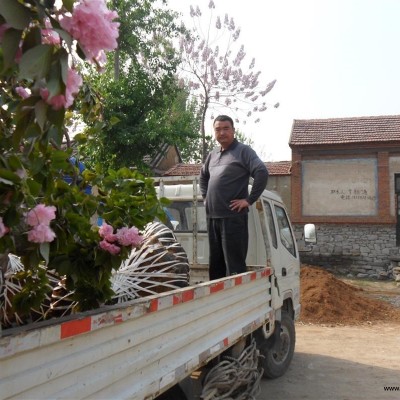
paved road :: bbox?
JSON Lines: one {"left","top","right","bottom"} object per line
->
{"left": 258, "top": 323, "right": 400, "bottom": 400}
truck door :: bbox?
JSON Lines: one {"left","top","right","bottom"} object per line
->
{"left": 261, "top": 198, "right": 300, "bottom": 306}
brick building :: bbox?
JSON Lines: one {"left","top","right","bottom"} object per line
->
{"left": 289, "top": 115, "right": 400, "bottom": 276}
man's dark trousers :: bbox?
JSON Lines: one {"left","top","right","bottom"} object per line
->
{"left": 207, "top": 215, "right": 248, "bottom": 280}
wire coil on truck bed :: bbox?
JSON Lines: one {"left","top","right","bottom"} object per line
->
{"left": 201, "top": 339, "right": 262, "bottom": 400}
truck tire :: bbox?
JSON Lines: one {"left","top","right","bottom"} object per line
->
{"left": 256, "top": 310, "right": 295, "bottom": 379}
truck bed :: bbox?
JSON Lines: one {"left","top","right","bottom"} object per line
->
{"left": 0, "top": 268, "right": 272, "bottom": 400}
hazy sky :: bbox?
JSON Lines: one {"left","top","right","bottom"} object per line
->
{"left": 167, "top": 0, "right": 400, "bottom": 161}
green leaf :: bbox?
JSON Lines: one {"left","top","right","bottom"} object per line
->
{"left": 0, "top": 0, "right": 31, "bottom": 30}
{"left": 76, "top": 43, "right": 86, "bottom": 60}
{"left": 30, "top": 157, "right": 45, "bottom": 175}
{"left": 1, "top": 28, "right": 22, "bottom": 71}
{"left": 13, "top": 116, "right": 31, "bottom": 146}
{"left": 47, "top": 74, "right": 63, "bottom": 99}
{"left": 24, "top": 123, "right": 42, "bottom": 140}
{"left": 51, "top": 150, "right": 69, "bottom": 169}
{"left": 59, "top": 48, "right": 69, "bottom": 84}
{"left": 110, "top": 116, "right": 120, "bottom": 126}
{"left": 19, "top": 45, "right": 52, "bottom": 81}
{"left": 22, "top": 26, "right": 41, "bottom": 53}
{"left": 47, "top": 125, "right": 63, "bottom": 146}
{"left": 73, "top": 133, "right": 88, "bottom": 144}
{"left": 62, "top": 0, "right": 75, "bottom": 13}
{"left": 47, "top": 107, "right": 65, "bottom": 127}
{"left": 35, "top": 100, "right": 48, "bottom": 131}
{"left": 7, "top": 154, "right": 23, "bottom": 171}
{"left": 54, "top": 28, "right": 73, "bottom": 49}
{"left": 26, "top": 178, "right": 42, "bottom": 196}
{"left": 40, "top": 242, "right": 50, "bottom": 265}
{"left": 0, "top": 168, "right": 21, "bottom": 183}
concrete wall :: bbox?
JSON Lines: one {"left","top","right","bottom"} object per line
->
{"left": 302, "top": 159, "right": 378, "bottom": 216}
{"left": 266, "top": 175, "right": 291, "bottom": 215}
{"left": 294, "top": 223, "right": 400, "bottom": 278}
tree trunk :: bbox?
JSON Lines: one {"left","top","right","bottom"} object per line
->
{"left": 201, "top": 97, "right": 209, "bottom": 163}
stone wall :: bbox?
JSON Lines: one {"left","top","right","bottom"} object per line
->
{"left": 293, "top": 223, "right": 400, "bottom": 278}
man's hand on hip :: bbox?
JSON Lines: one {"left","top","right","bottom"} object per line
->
{"left": 230, "top": 199, "right": 250, "bottom": 212}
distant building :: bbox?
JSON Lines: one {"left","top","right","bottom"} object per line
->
{"left": 144, "top": 144, "right": 182, "bottom": 176}
{"left": 290, "top": 115, "right": 400, "bottom": 276}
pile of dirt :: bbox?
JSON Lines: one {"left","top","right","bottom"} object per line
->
{"left": 300, "top": 265, "right": 400, "bottom": 325}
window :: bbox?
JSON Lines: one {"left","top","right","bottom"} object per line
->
{"left": 275, "top": 205, "right": 296, "bottom": 256}
{"left": 263, "top": 200, "right": 277, "bottom": 249}
{"left": 164, "top": 201, "right": 207, "bottom": 232}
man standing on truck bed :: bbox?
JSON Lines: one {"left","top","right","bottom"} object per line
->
{"left": 199, "top": 115, "right": 269, "bottom": 280}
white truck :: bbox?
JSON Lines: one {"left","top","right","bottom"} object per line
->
{"left": 0, "top": 176, "right": 315, "bottom": 400}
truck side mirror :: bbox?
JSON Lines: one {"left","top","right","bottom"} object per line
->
{"left": 304, "top": 223, "right": 316, "bottom": 244}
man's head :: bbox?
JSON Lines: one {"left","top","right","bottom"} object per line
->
{"left": 213, "top": 115, "right": 235, "bottom": 150}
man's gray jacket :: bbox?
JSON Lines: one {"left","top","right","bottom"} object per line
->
{"left": 199, "top": 139, "right": 269, "bottom": 218}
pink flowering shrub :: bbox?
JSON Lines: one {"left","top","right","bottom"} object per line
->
{"left": 25, "top": 204, "right": 56, "bottom": 244}
{"left": 40, "top": 68, "right": 83, "bottom": 110}
{"left": 26, "top": 204, "right": 56, "bottom": 227}
{"left": 116, "top": 227, "right": 143, "bottom": 247}
{"left": 99, "top": 222, "right": 143, "bottom": 255}
{"left": 99, "top": 222, "right": 117, "bottom": 242}
{"left": 0, "top": 0, "right": 167, "bottom": 316}
{"left": 27, "top": 224, "right": 56, "bottom": 243}
{"left": 60, "top": 0, "right": 120, "bottom": 65}
{"left": 99, "top": 240, "right": 121, "bottom": 255}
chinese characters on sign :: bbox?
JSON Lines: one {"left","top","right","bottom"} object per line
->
{"left": 330, "top": 188, "right": 376, "bottom": 201}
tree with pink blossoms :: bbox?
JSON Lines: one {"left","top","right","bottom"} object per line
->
{"left": 177, "top": 1, "right": 278, "bottom": 162}
{"left": 0, "top": 0, "right": 168, "bottom": 316}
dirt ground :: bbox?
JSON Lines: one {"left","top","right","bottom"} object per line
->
{"left": 258, "top": 265, "right": 400, "bottom": 400}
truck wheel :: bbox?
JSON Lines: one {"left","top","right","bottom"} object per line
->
{"left": 256, "top": 310, "right": 295, "bottom": 379}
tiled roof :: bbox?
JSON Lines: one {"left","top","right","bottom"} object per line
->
{"left": 265, "top": 160, "right": 291, "bottom": 175}
{"left": 290, "top": 115, "right": 400, "bottom": 146}
{"left": 164, "top": 163, "right": 202, "bottom": 176}
{"left": 163, "top": 160, "right": 291, "bottom": 177}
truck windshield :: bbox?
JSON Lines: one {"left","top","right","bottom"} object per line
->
{"left": 165, "top": 201, "right": 207, "bottom": 232}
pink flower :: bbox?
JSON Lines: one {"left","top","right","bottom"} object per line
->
{"left": 60, "top": 0, "right": 119, "bottom": 65}
{"left": 26, "top": 204, "right": 56, "bottom": 227}
{"left": 42, "top": 29, "right": 61, "bottom": 45}
{"left": 40, "top": 68, "right": 82, "bottom": 110}
{"left": 27, "top": 224, "right": 56, "bottom": 243}
{"left": 0, "top": 217, "right": 9, "bottom": 238}
{"left": 41, "top": 18, "right": 60, "bottom": 45}
{"left": 15, "top": 86, "right": 30, "bottom": 99}
{"left": 116, "top": 226, "right": 143, "bottom": 247}
{"left": 99, "top": 239, "right": 120, "bottom": 255}
{"left": 99, "top": 222, "right": 117, "bottom": 242}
